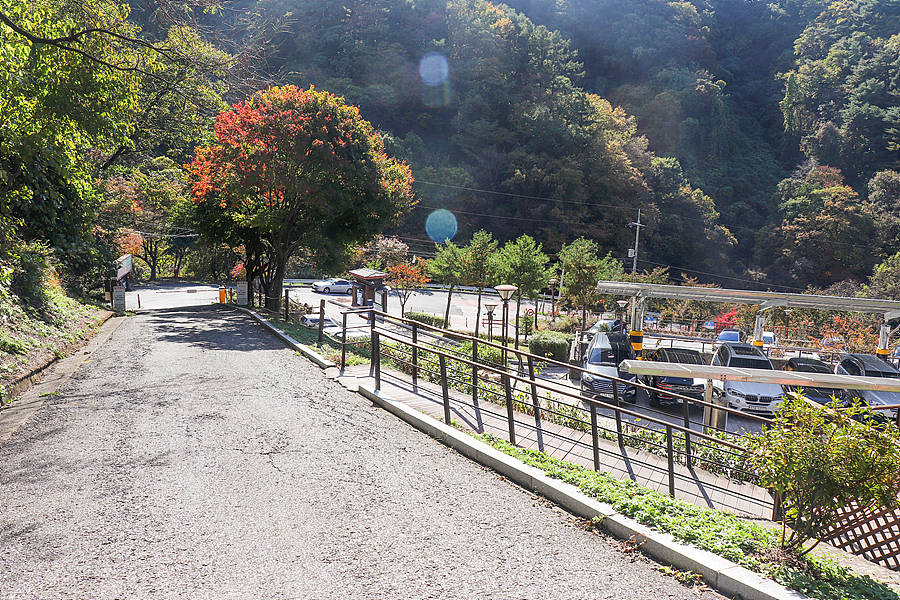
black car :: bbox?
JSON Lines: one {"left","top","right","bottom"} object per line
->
{"left": 642, "top": 347, "right": 706, "bottom": 407}
{"left": 781, "top": 357, "right": 847, "bottom": 406}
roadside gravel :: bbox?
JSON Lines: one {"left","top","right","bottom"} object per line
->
{"left": 0, "top": 305, "right": 725, "bottom": 599}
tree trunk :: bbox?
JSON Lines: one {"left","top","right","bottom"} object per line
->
{"left": 443, "top": 283, "right": 454, "bottom": 329}
{"left": 267, "top": 261, "right": 286, "bottom": 312}
{"left": 475, "top": 288, "right": 482, "bottom": 338}
{"left": 514, "top": 295, "right": 522, "bottom": 349}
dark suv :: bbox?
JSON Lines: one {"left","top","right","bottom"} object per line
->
{"left": 642, "top": 347, "right": 706, "bottom": 407}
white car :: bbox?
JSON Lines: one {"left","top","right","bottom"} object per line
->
{"left": 311, "top": 278, "right": 354, "bottom": 294}
{"left": 711, "top": 342, "right": 783, "bottom": 415}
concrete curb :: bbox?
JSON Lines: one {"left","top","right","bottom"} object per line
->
{"left": 237, "top": 307, "right": 337, "bottom": 369}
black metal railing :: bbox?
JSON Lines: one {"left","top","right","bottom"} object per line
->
{"left": 337, "top": 309, "right": 774, "bottom": 515}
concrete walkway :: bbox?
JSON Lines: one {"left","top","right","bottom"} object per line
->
{"left": 343, "top": 363, "right": 775, "bottom": 520}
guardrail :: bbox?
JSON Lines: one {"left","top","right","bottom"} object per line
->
{"left": 338, "top": 308, "right": 774, "bottom": 513}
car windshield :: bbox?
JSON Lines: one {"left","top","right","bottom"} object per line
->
{"left": 587, "top": 345, "right": 630, "bottom": 366}
{"left": 718, "top": 331, "right": 740, "bottom": 341}
{"left": 867, "top": 370, "right": 900, "bottom": 379}
{"left": 728, "top": 357, "right": 772, "bottom": 370}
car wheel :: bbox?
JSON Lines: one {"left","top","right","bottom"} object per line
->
{"left": 649, "top": 390, "right": 660, "bottom": 408}
{"left": 323, "top": 287, "right": 330, "bottom": 294}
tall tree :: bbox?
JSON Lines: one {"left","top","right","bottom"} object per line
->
{"left": 387, "top": 259, "right": 430, "bottom": 317}
{"left": 559, "top": 237, "right": 622, "bottom": 330}
{"left": 496, "top": 234, "right": 550, "bottom": 348}
{"left": 460, "top": 230, "right": 499, "bottom": 337}
{"left": 428, "top": 241, "right": 466, "bottom": 329}
{"left": 187, "top": 85, "right": 415, "bottom": 310}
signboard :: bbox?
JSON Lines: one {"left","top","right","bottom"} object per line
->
{"left": 236, "top": 282, "right": 248, "bottom": 306}
{"left": 112, "top": 285, "right": 126, "bottom": 311}
{"left": 704, "top": 321, "right": 716, "bottom": 330}
{"left": 116, "top": 254, "right": 133, "bottom": 281}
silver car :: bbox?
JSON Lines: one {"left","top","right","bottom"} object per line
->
{"left": 311, "top": 278, "right": 354, "bottom": 294}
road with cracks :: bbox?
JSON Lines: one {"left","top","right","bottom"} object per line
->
{"left": 1, "top": 305, "right": 726, "bottom": 599}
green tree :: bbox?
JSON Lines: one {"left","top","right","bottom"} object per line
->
{"left": 496, "top": 234, "right": 550, "bottom": 348}
{"left": 428, "top": 241, "right": 466, "bottom": 329}
{"left": 559, "top": 237, "right": 622, "bottom": 330}
{"left": 187, "top": 85, "right": 415, "bottom": 310}
{"left": 460, "top": 230, "right": 499, "bottom": 337}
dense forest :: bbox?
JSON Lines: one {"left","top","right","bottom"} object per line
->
{"left": 2, "top": 0, "right": 900, "bottom": 297}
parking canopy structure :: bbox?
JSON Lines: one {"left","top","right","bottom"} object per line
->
{"left": 595, "top": 280, "right": 900, "bottom": 357}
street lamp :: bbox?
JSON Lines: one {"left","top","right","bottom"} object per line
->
{"left": 485, "top": 303, "right": 498, "bottom": 340}
{"left": 784, "top": 309, "right": 793, "bottom": 342}
{"left": 549, "top": 278, "right": 558, "bottom": 322}
{"left": 616, "top": 299, "right": 628, "bottom": 329}
{"left": 496, "top": 284, "right": 518, "bottom": 367}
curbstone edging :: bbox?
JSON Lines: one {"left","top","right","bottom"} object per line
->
{"left": 237, "top": 307, "right": 336, "bottom": 369}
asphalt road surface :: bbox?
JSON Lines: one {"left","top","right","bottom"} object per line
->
{"left": 1, "top": 305, "right": 726, "bottom": 599}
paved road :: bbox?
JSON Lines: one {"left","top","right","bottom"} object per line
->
{"left": 0, "top": 306, "right": 725, "bottom": 599}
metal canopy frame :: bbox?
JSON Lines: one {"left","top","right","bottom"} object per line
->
{"left": 620, "top": 359, "right": 900, "bottom": 392}
{"left": 594, "top": 281, "right": 900, "bottom": 321}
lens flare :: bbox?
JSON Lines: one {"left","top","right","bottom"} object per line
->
{"left": 425, "top": 209, "right": 458, "bottom": 243}
{"left": 418, "top": 52, "right": 449, "bottom": 86}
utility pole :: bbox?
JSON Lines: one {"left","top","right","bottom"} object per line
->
{"left": 629, "top": 209, "right": 645, "bottom": 273}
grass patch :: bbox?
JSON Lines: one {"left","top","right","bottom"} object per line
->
{"left": 476, "top": 433, "right": 898, "bottom": 600}
{"left": 265, "top": 316, "right": 370, "bottom": 365}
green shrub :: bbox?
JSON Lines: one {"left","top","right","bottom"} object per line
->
{"left": 405, "top": 312, "right": 444, "bottom": 328}
{"left": 529, "top": 330, "right": 572, "bottom": 361}
{"left": 746, "top": 393, "right": 900, "bottom": 555}
{"left": 547, "top": 315, "right": 580, "bottom": 333}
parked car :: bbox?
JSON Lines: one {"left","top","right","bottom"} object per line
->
{"left": 301, "top": 314, "right": 344, "bottom": 336}
{"left": 711, "top": 342, "right": 783, "bottom": 415}
{"left": 835, "top": 353, "right": 900, "bottom": 419}
{"left": 642, "top": 347, "right": 706, "bottom": 407}
{"left": 713, "top": 328, "right": 745, "bottom": 348}
{"left": 311, "top": 278, "right": 354, "bottom": 294}
{"left": 580, "top": 332, "right": 636, "bottom": 400}
{"left": 781, "top": 356, "right": 848, "bottom": 406}
{"left": 587, "top": 317, "right": 625, "bottom": 334}
{"left": 762, "top": 331, "right": 778, "bottom": 349}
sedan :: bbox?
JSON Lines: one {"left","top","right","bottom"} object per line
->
{"left": 311, "top": 278, "right": 354, "bottom": 294}
{"left": 781, "top": 357, "right": 847, "bottom": 407}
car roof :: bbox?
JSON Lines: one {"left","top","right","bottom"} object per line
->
{"left": 844, "top": 353, "right": 900, "bottom": 373}
{"left": 590, "top": 331, "right": 630, "bottom": 348}
{"left": 785, "top": 356, "right": 831, "bottom": 374}
{"left": 653, "top": 347, "right": 703, "bottom": 364}
{"left": 719, "top": 342, "right": 767, "bottom": 357}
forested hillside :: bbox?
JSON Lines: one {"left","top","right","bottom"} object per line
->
{"left": 247, "top": 0, "right": 900, "bottom": 290}
{"left": 1, "top": 0, "right": 899, "bottom": 298}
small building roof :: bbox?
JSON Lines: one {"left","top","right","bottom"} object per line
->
{"left": 349, "top": 268, "right": 389, "bottom": 281}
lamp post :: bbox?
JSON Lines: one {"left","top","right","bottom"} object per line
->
{"left": 549, "top": 278, "right": 557, "bottom": 322}
{"left": 485, "top": 303, "right": 497, "bottom": 340}
{"left": 495, "top": 284, "right": 518, "bottom": 368}
{"left": 784, "top": 309, "right": 793, "bottom": 343}
{"left": 616, "top": 299, "right": 628, "bottom": 330}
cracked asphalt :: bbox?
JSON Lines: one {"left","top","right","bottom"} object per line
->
{"left": 0, "top": 305, "right": 726, "bottom": 599}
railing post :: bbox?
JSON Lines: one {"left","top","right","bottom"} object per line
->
{"left": 284, "top": 288, "right": 289, "bottom": 320}
{"left": 439, "top": 354, "right": 451, "bottom": 425}
{"left": 318, "top": 299, "right": 325, "bottom": 346}
{"left": 683, "top": 397, "right": 692, "bottom": 469}
{"left": 472, "top": 338, "right": 478, "bottom": 402}
{"left": 503, "top": 375, "right": 516, "bottom": 446}
{"left": 590, "top": 402, "right": 600, "bottom": 471}
{"left": 373, "top": 331, "right": 381, "bottom": 391}
{"left": 412, "top": 322, "right": 418, "bottom": 384}
{"left": 666, "top": 424, "right": 675, "bottom": 497}
{"left": 527, "top": 355, "right": 540, "bottom": 423}
{"left": 341, "top": 311, "right": 348, "bottom": 372}
{"left": 613, "top": 383, "right": 624, "bottom": 448}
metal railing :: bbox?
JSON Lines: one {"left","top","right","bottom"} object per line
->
{"left": 339, "top": 309, "right": 774, "bottom": 513}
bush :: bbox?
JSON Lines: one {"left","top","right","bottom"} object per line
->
{"left": 405, "top": 312, "right": 444, "bottom": 329}
{"left": 746, "top": 393, "right": 900, "bottom": 555}
{"left": 547, "top": 315, "right": 580, "bottom": 333}
{"left": 529, "top": 330, "right": 572, "bottom": 361}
